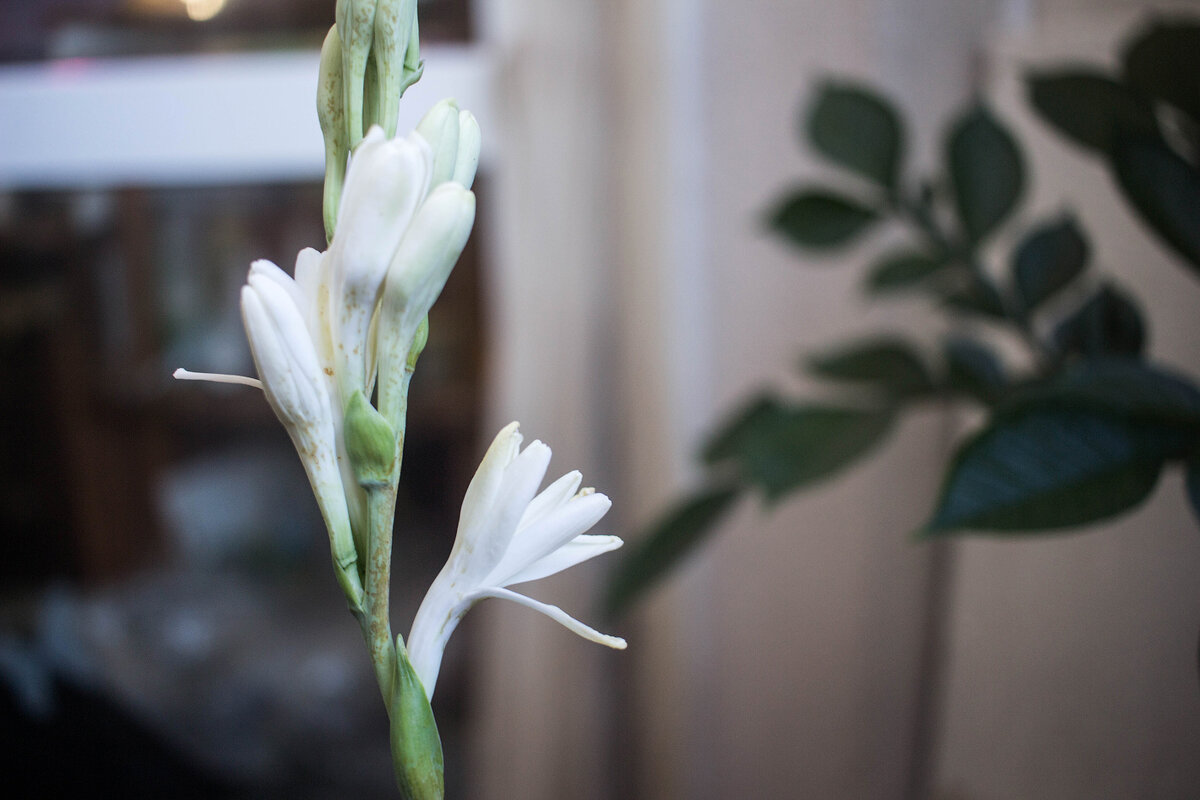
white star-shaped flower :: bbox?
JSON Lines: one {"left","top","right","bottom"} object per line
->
{"left": 407, "top": 422, "right": 626, "bottom": 699}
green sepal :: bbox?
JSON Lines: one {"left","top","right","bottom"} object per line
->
{"left": 391, "top": 636, "right": 445, "bottom": 800}
{"left": 407, "top": 316, "right": 429, "bottom": 371}
{"left": 345, "top": 390, "right": 398, "bottom": 488}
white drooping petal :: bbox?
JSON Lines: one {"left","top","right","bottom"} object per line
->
{"left": 248, "top": 259, "right": 306, "bottom": 319}
{"left": 241, "top": 276, "right": 324, "bottom": 427}
{"left": 484, "top": 491, "right": 612, "bottom": 587}
{"left": 415, "top": 98, "right": 461, "bottom": 187}
{"left": 501, "top": 534, "right": 624, "bottom": 587}
{"left": 451, "top": 110, "right": 481, "bottom": 189}
{"left": 474, "top": 587, "right": 627, "bottom": 649}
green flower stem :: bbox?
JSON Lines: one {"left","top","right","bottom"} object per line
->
{"left": 363, "top": 480, "right": 400, "bottom": 703}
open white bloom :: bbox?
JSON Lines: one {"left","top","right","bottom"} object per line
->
{"left": 407, "top": 422, "right": 627, "bottom": 699}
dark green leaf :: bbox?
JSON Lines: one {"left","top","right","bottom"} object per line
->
{"left": 944, "top": 337, "right": 1007, "bottom": 405}
{"left": 942, "top": 278, "right": 1008, "bottom": 319}
{"left": 807, "top": 338, "right": 935, "bottom": 399}
{"left": 605, "top": 485, "right": 742, "bottom": 616}
{"left": 1053, "top": 284, "right": 1146, "bottom": 358}
{"left": 947, "top": 105, "right": 1025, "bottom": 244}
{"left": 807, "top": 82, "right": 904, "bottom": 189}
{"left": 1186, "top": 453, "right": 1200, "bottom": 527}
{"left": 768, "top": 190, "right": 880, "bottom": 249}
{"left": 1017, "top": 359, "right": 1200, "bottom": 428}
{"left": 703, "top": 394, "right": 787, "bottom": 464}
{"left": 1122, "top": 19, "right": 1200, "bottom": 121}
{"left": 706, "top": 400, "right": 895, "bottom": 501}
{"left": 1111, "top": 135, "right": 1200, "bottom": 274}
{"left": 923, "top": 406, "right": 1187, "bottom": 534}
{"left": 1013, "top": 215, "right": 1090, "bottom": 312}
{"left": 865, "top": 250, "right": 950, "bottom": 293}
{"left": 1026, "top": 70, "right": 1159, "bottom": 155}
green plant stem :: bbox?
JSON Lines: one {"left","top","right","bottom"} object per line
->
{"left": 894, "top": 191, "right": 1056, "bottom": 374}
{"left": 363, "top": 482, "right": 399, "bottom": 703}
{"left": 360, "top": 389, "right": 410, "bottom": 707}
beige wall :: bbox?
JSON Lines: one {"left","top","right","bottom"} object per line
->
{"left": 472, "top": 0, "right": 1200, "bottom": 798}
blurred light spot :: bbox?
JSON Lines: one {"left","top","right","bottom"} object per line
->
{"left": 181, "top": 0, "right": 228, "bottom": 22}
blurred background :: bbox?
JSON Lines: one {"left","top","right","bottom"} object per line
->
{"left": 1, "top": 0, "right": 1199, "bottom": 798}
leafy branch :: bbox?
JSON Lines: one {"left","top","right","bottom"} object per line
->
{"left": 607, "top": 19, "right": 1200, "bottom": 616}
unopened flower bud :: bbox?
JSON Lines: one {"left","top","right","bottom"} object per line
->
{"left": 336, "top": 0, "right": 378, "bottom": 147}
{"left": 345, "top": 389, "right": 398, "bottom": 489}
{"left": 372, "top": 0, "right": 418, "bottom": 138}
{"left": 452, "top": 110, "right": 481, "bottom": 189}
{"left": 390, "top": 636, "right": 444, "bottom": 800}
{"left": 317, "top": 25, "right": 349, "bottom": 242}
{"left": 416, "top": 99, "right": 461, "bottom": 188}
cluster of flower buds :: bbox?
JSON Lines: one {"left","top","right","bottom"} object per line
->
{"left": 319, "top": 0, "right": 426, "bottom": 242}
{"left": 177, "top": 5, "right": 627, "bottom": 796}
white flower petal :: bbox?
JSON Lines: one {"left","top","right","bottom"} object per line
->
{"left": 453, "top": 422, "right": 521, "bottom": 549}
{"left": 451, "top": 109, "right": 481, "bottom": 189}
{"left": 485, "top": 491, "right": 611, "bottom": 587}
{"left": 474, "top": 586, "right": 626, "bottom": 650}
{"left": 329, "top": 128, "right": 432, "bottom": 396}
{"left": 406, "top": 588, "right": 472, "bottom": 701}
{"left": 241, "top": 287, "right": 309, "bottom": 425}
{"left": 375, "top": 183, "right": 476, "bottom": 423}
{"left": 248, "top": 259, "right": 306, "bottom": 316}
{"left": 453, "top": 439, "right": 550, "bottom": 588}
{"left": 516, "top": 470, "right": 582, "bottom": 531}
{"left": 415, "top": 98, "right": 461, "bottom": 187}
{"left": 501, "top": 534, "right": 624, "bottom": 587}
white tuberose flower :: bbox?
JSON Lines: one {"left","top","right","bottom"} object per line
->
{"left": 407, "top": 422, "right": 627, "bottom": 699}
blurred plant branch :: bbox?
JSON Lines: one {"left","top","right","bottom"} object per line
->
{"left": 607, "top": 17, "right": 1200, "bottom": 617}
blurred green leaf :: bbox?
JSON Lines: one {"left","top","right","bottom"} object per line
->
{"left": 1026, "top": 71, "right": 1158, "bottom": 155}
{"left": 923, "top": 406, "right": 1190, "bottom": 535}
{"left": 704, "top": 395, "right": 788, "bottom": 464}
{"left": 1111, "top": 136, "right": 1200, "bottom": 274}
{"left": 768, "top": 190, "right": 880, "bottom": 249}
{"left": 944, "top": 337, "right": 1006, "bottom": 405}
{"left": 947, "top": 105, "right": 1025, "bottom": 244}
{"left": 706, "top": 400, "right": 895, "bottom": 501}
{"left": 942, "top": 278, "right": 1008, "bottom": 320}
{"left": 605, "top": 484, "right": 742, "bottom": 616}
{"left": 866, "top": 250, "right": 949, "bottom": 293}
{"left": 1053, "top": 283, "right": 1145, "bottom": 358}
{"left": 1013, "top": 215, "right": 1090, "bottom": 312}
{"left": 807, "top": 82, "right": 904, "bottom": 189}
{"left": 807, "top": 338, "right": 935, "bottom": 399}
{"left": 1122, "top": 19, "right": 1200, "bottom": 121}
{"left": 1018, "top": 359, "right": 1200, "bottom": 425}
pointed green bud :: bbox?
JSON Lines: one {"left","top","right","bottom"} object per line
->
{"left": 345, "top": 390, "right": 398, "bottom": 488}
{"left": 391, "top": 636, "right": 444, "bottom": 800}
{"left": 336, "top": 0, "right": 378, "bottom": 147}
{"left": 372, "top": 0, "right": 417, "bottom": 137}
{"left": 317, "top": 25, "right": 349, "bottom": 242}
